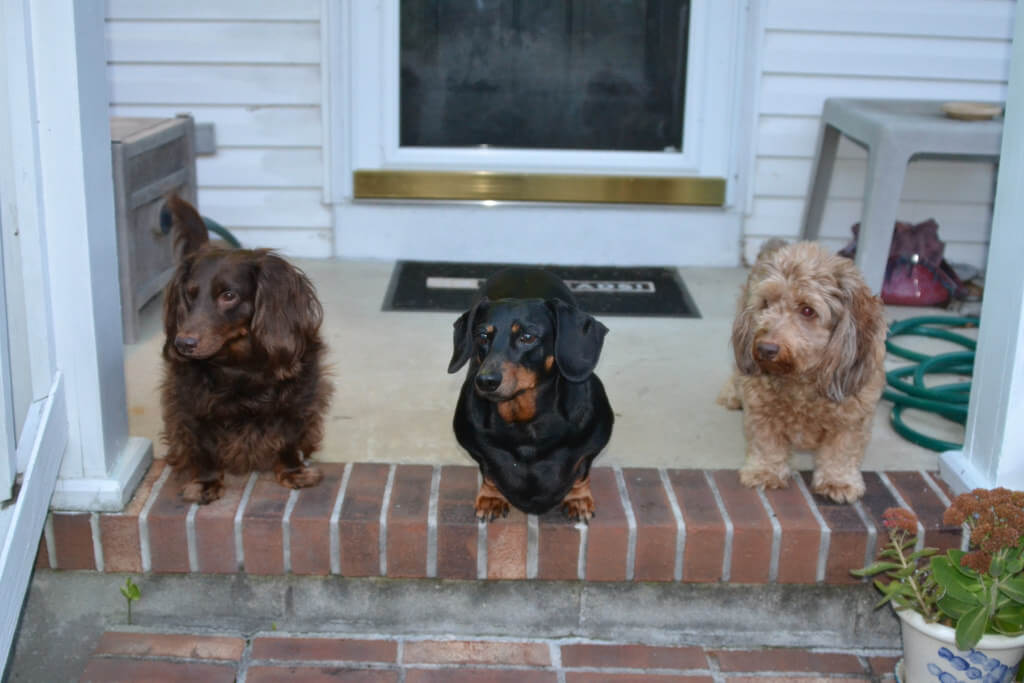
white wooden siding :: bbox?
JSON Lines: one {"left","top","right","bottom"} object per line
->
{"left": 104, "top": 0, "right": 329, "bottom": 257}
{"left": 747, "top": 0, "right": 1014, "bottom": 268}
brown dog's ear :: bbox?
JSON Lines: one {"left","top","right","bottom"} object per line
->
{"left": 731, "top": 291, "right": 759, "bottom": 376}
{"left": 164, "top": 193, "right": 209, "bottom": 260}
{"left": 817, "top": 266, "right": 885, "bottom": 402}
{"left": 448, "top": 298, "right": 488, "bottom": 373}
{"left": 162, "top": 258, "right": 193, "bottom": 358}
{"left": 251, "top": 251, "right": 322, "bottom": 379}
{"left": 547, "top": 299, "right": 608, "bottom": 382}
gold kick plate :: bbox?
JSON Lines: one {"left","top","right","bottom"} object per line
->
{"left": 353, "top": 170, "right": 726, "bottom": 207}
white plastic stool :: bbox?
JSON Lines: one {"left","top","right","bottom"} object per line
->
{"left": 800, "top": 98, "right": 1003, "bottom": 293}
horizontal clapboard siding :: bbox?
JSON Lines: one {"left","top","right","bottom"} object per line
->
{"left": 105, "top": 5, "right": 329, "bottom": 258}
{"left": 748, "top": 0, "right": 1014, "bottom": 269}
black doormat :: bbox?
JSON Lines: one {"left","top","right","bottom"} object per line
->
{"left": 383, "top": 261, "right": 701, "bottom": 318}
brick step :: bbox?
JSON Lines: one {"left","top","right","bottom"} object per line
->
{"left": 39, "top": 460, "right": 961, "bottom": 584}
{"left": 80, "top": 628, "right": 900, "bottom": 682}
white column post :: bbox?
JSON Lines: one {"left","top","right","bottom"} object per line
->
{"left": 29, "top": 0, "right": 151, "bottom": 510}
{"left": 939, "top": 10, "right": 1024, "bottom": 493}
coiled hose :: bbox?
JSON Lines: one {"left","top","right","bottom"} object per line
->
{"left": 882, "top": 315, "right": 979, "bottom": 452}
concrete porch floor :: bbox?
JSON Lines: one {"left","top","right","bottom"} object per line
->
{"left": 124, "top": 259, "right": 969, "bottom": 472}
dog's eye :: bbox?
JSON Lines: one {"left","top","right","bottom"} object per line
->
{"left": 799, "top": 305, "right": 816, "bottom": 318}
{"left": 518, "top": 333, "right": 537, "bottom": 345}
{"left": 220, "top": 290, "right": 238, "bottom": 304}
{"left": 476, "top": 330, "right": 491, "bottom": 343}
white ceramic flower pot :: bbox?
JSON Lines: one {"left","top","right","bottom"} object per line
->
{"left": 898, "top": 609, "right": 1024, "bottom": 683}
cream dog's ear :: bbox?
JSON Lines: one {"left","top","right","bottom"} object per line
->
{"left": 731, "top": 291, "right": 760, "bottom": 376}
{"left": 817, "top": 264, "right": 884, "bottom": 402}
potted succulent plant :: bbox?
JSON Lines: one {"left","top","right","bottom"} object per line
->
{"left": 853, "top": 489, "right": 1024, "bottom": 682}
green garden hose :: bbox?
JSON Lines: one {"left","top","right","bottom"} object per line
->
{"left": 882, "top": 316, "right": 979, "bottom": 452}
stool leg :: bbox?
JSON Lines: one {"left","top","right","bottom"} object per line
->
{"left": 856, "top": 142, "right": 909, "bottom": 294}
{"left": 800, "top": 123, "right": 840, "bottom": 240}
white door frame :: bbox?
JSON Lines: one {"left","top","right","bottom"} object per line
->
{"left": 322, "top": 0, "right": 755, "bottom": 266}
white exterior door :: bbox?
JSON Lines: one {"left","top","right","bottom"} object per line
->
{"left": 324, "top": 0, "right": 755, "bottom": 267}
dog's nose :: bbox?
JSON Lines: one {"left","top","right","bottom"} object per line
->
{"left": 175, "top": 336, "right": 199, "bottom": 354}
{"left": 475, "top": 371, "right": 502, "bottom": 393}
{"left": 756, "top": 342, "right": 780, "bottom": 360}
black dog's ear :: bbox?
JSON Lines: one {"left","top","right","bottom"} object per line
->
{"left": 548, "top": 299, "right": 608, "bottom": 382}
{"left": 448, "top": 298, "right": 488, "bottom": 373}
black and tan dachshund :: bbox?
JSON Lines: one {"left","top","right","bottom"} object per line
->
{"left": 448, "top": 267, "right": 613, "bottom": 522}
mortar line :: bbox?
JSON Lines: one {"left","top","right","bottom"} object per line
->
{"left": 139, "top": 466, "right": 171, "bottom": 573}
{"left": 851, "top": 500, "right": 879, "bottom": 572}
{"left": 658, "top": 468, "right": 686, "bottom": 582}
{"left": 186, "top": 503, "right": 199, "bottom": 573}
{"left": 703, "top": 470, "right": 733, "bottom": 582}
{"left": 89, "top": 512, "right": 104, "bottom": 573}
{"left": 878, "top": 472, "right": 924, "bottom": 551}
{"left": 755, "top": 489, "right": 781, "bottom": 583}
{"left": 44, "top": 513, "right": 56, "bottom": 569}
{"left": 379, "top": 464, "right": 397, "bottom": 576}
{"left": 236, "top": 633, "right": 254, "bottom": 683}
{"left": 527, "top": 514, "right": 539, "bottom": 579}
{"left": 576, "top": 520, "right": 589, "bottom": 580}
{"left": 794, "top": 472, "right": 831, "bottom": 583}
{"left": 613, "top": 467, "right": 637, "bottom": 581}
{"left": 330, "top": 463, "right": 352, "bottom": 576}
{"left": 282, "top": 489, "right": 300, "bottom": 574}
{"left": 234, "top": 473, "right": 259, "bottom": 572}
{"left": 426, "top": 465, "right": 441, "bottom": 578}
{"left": 476, "top": 471, "right": 487, "bottom": 579}
{"left": 920, "top": 470, "right": 970, "bottom": 550}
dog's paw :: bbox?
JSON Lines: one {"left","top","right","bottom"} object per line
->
{"left": 812, "top": 471, "right": 865, "bottom": 504}
{"left": 562, "top": 498, "right": 595, "bottom": 524}
{"left": 181, "top": 478, "right": 224, "bottom": 505}
{"left": 475, "top": 495, "right": 510, "bottom": 522}
{"left": 739, "top": 463, "right": 792, "bottom": 490}
{"left": 276, "top": 464, "right": 323, "bottom": 489}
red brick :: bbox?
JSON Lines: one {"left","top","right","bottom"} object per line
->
{"left": 51, "top": 512, "right": 95, "bottom": 571}
{"left": 147, "top": 470, "right": 192, "bottom": 573}
{"left": 568, "top": 675, "right": 710, "bottom": 683}
{"left": 251, "top": 637, "right": 396, "bottom": 662}
{"left": 667, "top": 470, "right": 725, "bottom": 582}
{"left": 100, "top": 460, "right": 166, "bottom": 573}
{"left": 487, "top": 507, "right": 528, "bottom": 579}
{"left": 713, "top": 649, "right": 865, "bottom": 674}
{"left": 406, "top": 670, "right": 556, "bottom": 683}
{"left": 623, "top": 468, "right": 677, "bottom": 582}
{"left": 798, "top": 471, "right": 871, "bottom": 584}
{"left": 762, "top": 480, "right": 821, "bottom": 584}
{"left": 339, "top": 463, "right": 389, "bottom": 576}
{"left": 886, "top": 471, "right": 961, "bottom": 550}
{"left": 193, "top": 473, "right": 249, "bottom": 573}
{"left": 247, "top": 666, "right": 398, "bottom": 682}
{"left": 80, "top": 658, "right": 236, "bottom": 683}
{"left": 712, "top": 470, "right": 772, "bottom": 584}
{"left": 726, "top": 678, "right": 871, "bottom": 683}
{"left": 436, "top": 466, "right": 479, "bottom": 580}
{"left": 868, "top": 655, "right": 901, "bottom": 676}
{"left": 289, "top": 463, "right": 347, "bottom": 575}
{"left": 858, "top": 472, "right": 901, "bottom": 537}
{"left": 386, "top": 465, "right": 433, "bottom": 578}
{"left": 561, "top": 643, "right": 706, "bottom": 670}
{"left": 242, "top": 473, "right": 291, "bottom": 574}
{"left": 402, "top": 640, "right": 550, "bottom": 666}
{"left": 537, "top": 507, "right": 582, "bottom": 581}
{"left": 585, "top": 467, "right": 629, "bottom": 581}
{"left": 94, "top": 631, "right": 245, "bottom": 660}
{"left": 930, "top": 472, "right": 958, "bottom": 502}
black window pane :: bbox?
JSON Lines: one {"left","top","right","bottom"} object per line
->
{"left": 400, "top": 0, "right": 690, "bottom": 152}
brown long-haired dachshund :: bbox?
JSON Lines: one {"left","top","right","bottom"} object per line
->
{"left": 160, "top": 195, "right": 331, "bottom": 504}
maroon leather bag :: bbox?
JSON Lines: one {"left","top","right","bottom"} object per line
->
{"left": 839, "top": 219, "right": 967, "bottom": 306}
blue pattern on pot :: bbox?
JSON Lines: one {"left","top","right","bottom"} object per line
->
{"left": 925, "top": 647, "right": 1019, "bottom": 683}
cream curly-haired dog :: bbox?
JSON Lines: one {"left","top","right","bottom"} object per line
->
{"left": 719, "top": 240, "right": 886, "bottom": 503}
